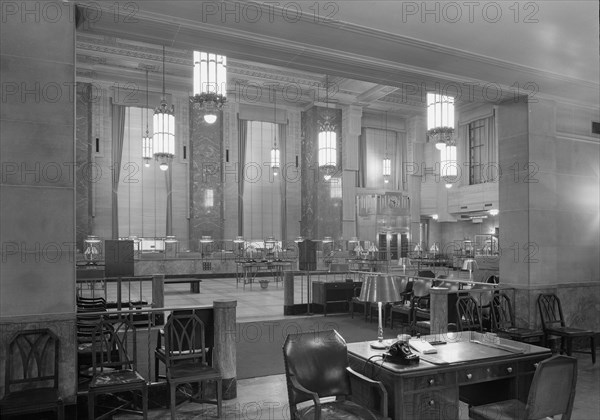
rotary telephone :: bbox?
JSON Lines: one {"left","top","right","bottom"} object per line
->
{"left": 385, "top": 341, "right": 420, "bottom": 365}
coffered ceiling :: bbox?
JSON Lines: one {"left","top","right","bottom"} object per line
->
{"left": 74, "top": 0, "right": 599, "bottom": 114}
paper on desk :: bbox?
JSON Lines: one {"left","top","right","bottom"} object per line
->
{"left": 409, "top": 339, "right": 437, "bottom": 354}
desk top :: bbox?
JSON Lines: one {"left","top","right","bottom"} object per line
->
{"left": 347, "top": 331, "right": 550, "bottom": 375}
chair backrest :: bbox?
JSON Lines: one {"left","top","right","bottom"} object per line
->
{"left": 525, "top": 355, "right": 577, "bottom": 420}
{"left": 486, "top": 275, "right": 499, "bottom": 284}
{"left": 77, "top": 296, "right": 107, "bottom": 312}
{"left": 537, "top": 294, "right": 565, "bottom": 330}
{"left": 91, "top": 316, "right": 137, "bottom": 373}
{"left": 282, "top": 330, "right": 350, "bottom": 406}
{"left": 163, "top": 312, "right": 210, "bottom": 367}
{"left": 412, "top": 277, "right": 434, "bottom": 298}
{"left": 490, "top": 292, "right": 515, "bottom": 331}
{"left": 5, "top": 329, "right": 60, "bottom": 394}
{"left": 417, "top": 270, "right": 436, "bottom": 278}
{"left": 456, "top": 295, "right": 482, "bottom": 331}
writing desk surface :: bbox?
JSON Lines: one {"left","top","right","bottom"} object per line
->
{"left": 348, "top": 331, "right": 550, "bottom": 373}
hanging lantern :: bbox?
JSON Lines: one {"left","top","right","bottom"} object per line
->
{"left": 192, "top": 51, "right": 227, "bottom": 124}
{"left": 153, "top": 46, "right": 175, "bottom": 171}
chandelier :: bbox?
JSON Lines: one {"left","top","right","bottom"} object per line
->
{"left": 318, "top": 75, "right": 337, "bottom": 180}
{"left": 426, "top": 92, "right": 455, "bottom": 150}
{"left": 153, "top": 45, "right": 175, "bottom": 171}
{"left": 142, "top": 69, "right": 153, "bottom": 167}
{"left": 191, "top": 51, "right": 227, "bottom": 124}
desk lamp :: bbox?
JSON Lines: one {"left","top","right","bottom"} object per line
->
{"left": 359, "top": 274, "right": 402, "bottom": 349}
{"left": 462, "top": 259, "right": 478, "bottom": 280}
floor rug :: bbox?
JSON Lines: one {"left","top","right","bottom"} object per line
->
{"left": 236, "top": 313, "right": 391, "bottom": 379}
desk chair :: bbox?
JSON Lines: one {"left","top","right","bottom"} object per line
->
{"left": 161, "top": 312, "right": 222, "bottom": 419}
{"left": 349, "top": 282, "right": 369, "bottom": 321}
{"left": 537, "top": 294, "right": 596, "bottom": 364}
{"left": 0, "top": 329, "right": 64, "bottom": 419}
{"left": 469, "top": 355, "right": 577, "bottom": 420}
{"left": 490, "top": 292, "right": 544, "bottom": 344}
{"left": 282, "top": 329, "right": 388, "bottom": 420}
{"left": 456, "top": 295, "right": 483, "bottom": 332}
{"left": 87, "top": 316, "right": 148, "bottom": 420}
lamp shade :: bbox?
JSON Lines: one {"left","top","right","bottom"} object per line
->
{"left": 462, "top": 259, "right": 478, "bottom": 271}
{"left": 359, "top": 275, "right": 402, "bottom": 303}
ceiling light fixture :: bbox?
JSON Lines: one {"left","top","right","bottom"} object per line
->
{"left": 153, "top": 45, "right": 175, "bottom": 171}
{"left": 191, "top": 51, "right": 227, "bottom": 124}
{"left": 427, "top": 92, "right": 455, "bottom": 150}
{"left": 318, "top": 74, "right": 337, "bottom": 180}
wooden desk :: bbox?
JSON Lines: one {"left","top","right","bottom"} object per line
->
{"left": 311, "top": 281, "right": 360, "bottom": 315}
{"left": 347, "top": 332, "right": 551, "bottom": 420}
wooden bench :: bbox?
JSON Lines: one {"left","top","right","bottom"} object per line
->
{"left": 164, "top": 277, "right": 202, "bottom": 293}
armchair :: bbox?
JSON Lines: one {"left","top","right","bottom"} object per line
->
{"left": 282, "top": 329, "right": 389, "bottom": 420}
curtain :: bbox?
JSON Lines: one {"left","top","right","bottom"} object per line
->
{"left": 237, "top": 119, "right": 248, "bottom": 236}
{"left": 393, "top": 131, "right": 407, "bottom": 191}
{"left": 487, "top": 110, "right": 498, "bottom": 181}
{"left": 279, "top": 123, "right": 287, "bottom": 242}
{"left": 111, "top": 101, "right": 125, "bottom": 239}
{"left": 358, "top": 128, "right": 367, "bottom": 188}
{"left": 165, "top": 168, "right": 173, "bottom": 236}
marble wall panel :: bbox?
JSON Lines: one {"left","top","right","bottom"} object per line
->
{"left": 190, "top": 107, "right": 223, "bottom": 250}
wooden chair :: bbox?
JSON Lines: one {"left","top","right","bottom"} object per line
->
{"left": 469, "top": 355, "right": 577, "bottom": 420}
{"left": 537, "top": 293, "right": 596, "bottom": 364}
{"left": 456, "top": 295, "right": 482, "bottom": 332}
{"left": 155, "top": 308, "right": 215, "bottom": 381}
{"left": 490, "top": 292, "right": 544, "bottom": 344}
{"left": 348, "top": 282, "right": 369, "bottom": 321}
{"left": 162, "top": 312, "right": 222, "bottom": 419}
{"left": 87, "top": 316, "right": 148, "bottom": 420}
{"left": 0, "top": 329, "right": 64, "bottom": 419}
{"left": 77, "top": 296, "right": 108, "bottom": 379}
{"left": 282, "top": 329, "right": 388, "bottom": 420}
{"left": 388, "top": 277, "right": 415, "bottom": 329}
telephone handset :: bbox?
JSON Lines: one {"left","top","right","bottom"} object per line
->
{"left": 385, "top": 341, "right": 420, "bottom": 365}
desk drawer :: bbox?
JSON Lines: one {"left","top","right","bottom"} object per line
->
{"left": 404, "top": 388, "right": 459, "bottom": 420}
{"left": 459, "top": 362, "right": 517, "bottom": 384}
{"left": 405, "top": 372, "right": 456, "bottom": 390}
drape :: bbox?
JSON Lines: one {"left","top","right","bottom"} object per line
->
{"left": 358, "top": 128, "right": 367, "bottom": 188}
{"left": 165, "top": 168, "right": 173, "bottom": 236}
{"left": 279, "top": 123, "right": 287, "bottom": 242}
{"left": 111, "top": 101, "right": 125, "bottom": 239}
{"left": 237, "top": 119, "right": 248, "bottom": 236}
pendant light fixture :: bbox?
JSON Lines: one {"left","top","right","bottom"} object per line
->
{"left": 270, "top": 89, "right": 280, "bottom": 177}
{"left": 191, "top": 51, "right": 227, "bottom": 124}
{"left": 318, "top": 74, "right": 337, "bottom": 180}
{"left": 382, "top": 111, "right": 391, "bottom": 184}
{"left": 142, "top": 69, "right": 153, "bottom": 168}
{"left": 153, "top": 45, "right": 175, "bottom": 171}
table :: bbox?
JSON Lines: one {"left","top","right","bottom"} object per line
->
{"left": 236, "top": 260, "right": 293, "bottom": 288}
{"left": 347, "top": 331, "right": 551, "bottom": 420}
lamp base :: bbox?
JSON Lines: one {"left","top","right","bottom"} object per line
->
{"left": 369, "top": 340, "right": 387, "bottom": 350}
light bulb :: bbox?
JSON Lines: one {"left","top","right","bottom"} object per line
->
{"left": 204, "top": 113, "right": 217, "bottom": 124}
{"left": 159, "top": 162, "right": 169, "bottom": 171}
{"left": 144, "top": 161, "right": 150, "bottom": 168}
{"left": 435, "top": 141, "right": 446, "bottom": 150}
{"left": 273, "top": 167, "right": 279, "bottom": 176}
{"left": 324, "top": 174, "right": 331, "bottom": 181}
{"left": 445, "top": 183, "right": 453, "bottom": 189}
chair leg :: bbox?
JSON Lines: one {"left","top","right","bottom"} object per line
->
{"left": 170, "top": 382, "right": 177, "bottom": 420}
{"left": 566, "top": 337, "right": 573, "bottom": 356}
{"left": 142, "top": 384, "right": 148, "bottom": 420}
{"left": 155, "top": 356, "right": 160, "bottom": 381}
{"left": 58, "top": 401, "right": 65, "bottom": 420}
{"left": 88, "top": 391, "right": 95, "bottom": 420}
{"left": 591, "top": 336, "right": 596, "bottom": 364}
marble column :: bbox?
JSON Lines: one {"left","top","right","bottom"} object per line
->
{"left": 213, "top": 300, "right": 237, "bottom": 399}
{"left": 498, "top": 98, "right": 600, "bottom": 332}
{"left": 0, "top": 1, "right": 77, "bottom": 403}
